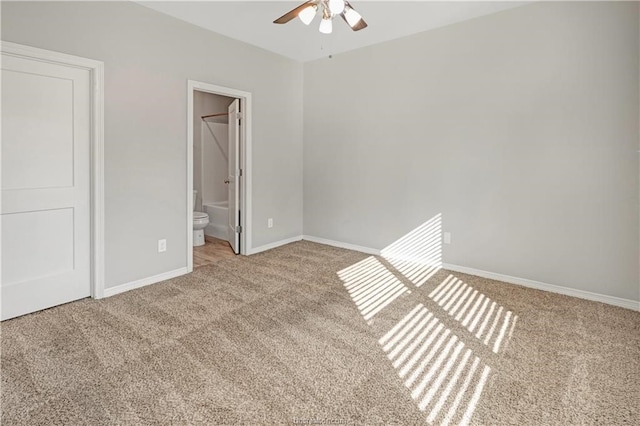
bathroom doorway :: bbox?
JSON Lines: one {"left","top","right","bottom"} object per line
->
{"left": 187, "top": 81, "right": 252, "bottom": 271}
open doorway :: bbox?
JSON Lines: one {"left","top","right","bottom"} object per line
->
{"left": 187, "top": 81, "right": 252, "bottom": 272}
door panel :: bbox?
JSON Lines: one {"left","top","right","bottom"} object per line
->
{"left": 227, "top": 99, "right": 240, "bottom": 254}
{"left": 1, "top": 54, "right": 91, "bottom": 320}
{"left": 2, "top": 70, "right": 74, "bottom": 190}
{"left": 2, "top": 208, "right": 75, "bottom": 285}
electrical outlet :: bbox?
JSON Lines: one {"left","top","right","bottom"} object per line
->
{"left": 158, "top": 239, "right": 167, "bottom": 253}
{"left": 443, "top": 232, "right": 451, "bottom": 245}
{"left": 268, "top": 218, "right": 273, "bottom": 228}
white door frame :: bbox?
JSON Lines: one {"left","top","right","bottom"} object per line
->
{"left": 1, "top": 41, "right": 105, "bottom": 298}
{"left": 187, "top": 80, "right": 252, "bottom": 271}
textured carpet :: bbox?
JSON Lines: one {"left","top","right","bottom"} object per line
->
{"left": 1, "top": 241, "right": 639, "bottom": 425}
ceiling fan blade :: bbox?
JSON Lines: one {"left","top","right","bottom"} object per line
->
{"left": 274, "top": 1, "right": 316, "bottom": 24}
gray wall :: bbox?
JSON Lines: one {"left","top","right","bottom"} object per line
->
{"left": 2, "top": 1, "right": 304, "bottom": 288}
{"left": 2, "top": 1, "right": 638, "bottom": 302}
{"left": 303, "top": 2, "right": 640, "bottom": 301}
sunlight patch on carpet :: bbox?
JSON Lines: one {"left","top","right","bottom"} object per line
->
{"left": 338, "top": 256, "right": 410, "bottom": 321}
{"left": 337, "top": 214, "right": 519, "bottom": 424}
{"left": 377, "top": 303, "right": 492, "bottom": 425}
{"left": 429, "top": 275, "right": 518, "bottom": 354}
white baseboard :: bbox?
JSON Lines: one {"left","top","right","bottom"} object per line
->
{"left": 300, "top": 235, "right": 639, "bottom": 311}
{"left": 443, "top": 263, "right": 639, "bottom": 311}
{"left": 302, "top": 235, "right": 381, "bottom": 255}
{"left": 101, "top": 238, "right": 639, "bottom": 311}
{"left": 103, "top": 267, "right": 188, "bottom": 298}
{"left": 246, "top": 235, "right": 303, "bottom": 255}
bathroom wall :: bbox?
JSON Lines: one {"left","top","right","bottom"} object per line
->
{"left": 193, "top": 91, "right": 233, "bottom": 211}
{"left": 2, "top": 1, "right": 304, "bottom": 288}
{"left": 201, "top": 121, "right": 229, "bottom": 206}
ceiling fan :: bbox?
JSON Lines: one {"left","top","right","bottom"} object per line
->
{"left": 274, "top": 0, "right": 367, "bottom": 34}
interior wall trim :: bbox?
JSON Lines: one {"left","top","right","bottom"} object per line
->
{"left": 187, "top": 80, "right": 253, "bottom": 271}
{"left": 302, "top": 235, "right": 380, "bottom": 255}
{"left": 103, "top": 267, "right": 188, "bottom": 298}
{"left": 302, "top": 235, "right": 640, "bottom": 311}
{"left": 442, "top": 263, "right": 640, "bottom": 312}
{"left": 0, "top": 41, "right": 106, "bottom": 299}
{"left": 247, "top": 235, "right": 303, "bottom": 255}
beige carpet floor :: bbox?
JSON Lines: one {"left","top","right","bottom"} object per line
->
{"left": 1, "top": 241, "right": 639, "bottom": 425}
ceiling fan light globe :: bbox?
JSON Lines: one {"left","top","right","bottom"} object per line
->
{"left": 319, "top": 17, "right": 333, "bottom": 34}
{"left": 298, "top": 5, "right": 317, "bottom": 25}
{"left": 329, "top": 0, "right": 346, "bottom": 15}
{"left": 344, "top": 6, "right": 362, "bottom": 28}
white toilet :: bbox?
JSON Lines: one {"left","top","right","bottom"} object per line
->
{"left": 193, "top": 190, "right": 209, "bottom": 247}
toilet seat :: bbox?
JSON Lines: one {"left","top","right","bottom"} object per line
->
{"left": 194, "top": 211, "right": 208, "bottom": 220}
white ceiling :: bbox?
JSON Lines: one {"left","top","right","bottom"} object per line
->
{"left": 139, "top": 1, "right": 529, "bottom": 62}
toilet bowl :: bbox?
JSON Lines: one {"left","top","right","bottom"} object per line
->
{"left": 193, "top": 190, "right": 209, "bottom": 247}
{"left": 193, "top": 211, "right": 209, "bottom": 246}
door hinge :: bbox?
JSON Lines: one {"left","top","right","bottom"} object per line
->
{"left": 236, "top": 112, "right": 243, "bottom": 121}
{"left": 239, "top": 169, "right": 243, "bottom": 177}
{"left": 235, "top": 225, "right": 242, "bottom": 233}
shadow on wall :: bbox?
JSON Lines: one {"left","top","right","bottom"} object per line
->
{"left": 337, "top": 213, "right": 518, "bottom": 425}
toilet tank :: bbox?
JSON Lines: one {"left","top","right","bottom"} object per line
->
{"left": 193, "top": 190, "right": 197, "bottom": 211}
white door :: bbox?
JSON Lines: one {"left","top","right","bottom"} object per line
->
{"left": 1, "top": 53, "right": 91, "bottom": 320}
{"left": 227, "top": 99, "right": 240, "bottom": 254}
